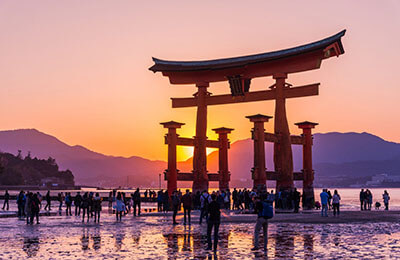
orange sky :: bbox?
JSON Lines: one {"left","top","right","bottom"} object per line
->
{"left": 0, "top": 1, "right": 399, "bottom": 161}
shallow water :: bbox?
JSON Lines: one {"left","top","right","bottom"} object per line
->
{"left": 0, "top": 212, "right": 400, "bottom": 259}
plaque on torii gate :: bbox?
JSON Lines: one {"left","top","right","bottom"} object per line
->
{"left": 151, "top": 30, "right": 345, "bottom": 193}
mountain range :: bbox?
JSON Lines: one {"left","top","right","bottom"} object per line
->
{"left": 0, "top": 129, "right": 399, "bottom": 187}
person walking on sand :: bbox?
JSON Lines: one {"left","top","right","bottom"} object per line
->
{"left": 114, "top": 192, "right": 126, "bottom": 221}
{"left": 65, "top": 192, "right": 72, "bottom": 216}
{"left": 132, "top": 188, "right": 141, "bottom": 216}
{"left": 199, "top": 190, "right": 210, "bottom": 225}
{"left": 2, "top": 190, "right": 9, "bottom": 211}
{"left": 171, "top": 190, "right": 180, "bottom": 225}
{"left": 181, "top": 189, "right": 192, "bottom": 225}
{"left": 359, "top": 189, "right": 365, "bottom": 211}
{"left": 93, "top": 192, "right": 102, "bottom": 223}
{"left": 383, "top": 190, "right": 390, "bottom": 210}
{"left": 320, "top": 189, "right": 329, "bottom": 217}
{"left": 30, "top": 193, "right": 40, "bottom": 224}
{"left": 207, "top": 194, "right": 221, "bottom": 251}
{"left": 252, "top": 194, "right": 273, "bottom": 251}
{"left": 332, "top": 190, "right": 341, "bottom": 216}
{"left": 81, "top": 192, "right": 90, "bottom": 223}
{"left": 74, "top": 192, "right": 82, "bottom": 216}
{"left": 25, "top": 192, "right": 32, "bottom": 224}
{"left": 44, "top": 191, "right": 51, "bottom": 211}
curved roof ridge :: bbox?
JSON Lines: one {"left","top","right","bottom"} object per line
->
{"left": 149, "top": 30, "right": 346, "bottom": 72}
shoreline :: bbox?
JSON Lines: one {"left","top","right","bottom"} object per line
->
{"left": 2, "top": 209, "right": 398, "bottom": 224}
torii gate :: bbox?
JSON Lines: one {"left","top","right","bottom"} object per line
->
{"left": 151, "top": 30, "right": 346, "bottom": 194}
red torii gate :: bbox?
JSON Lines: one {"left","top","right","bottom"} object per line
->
{"left": 160, "top": 121, "right": 233, "bottom": 196}
{"left": 151, "top": 30, "right": 346, "bottom": 196}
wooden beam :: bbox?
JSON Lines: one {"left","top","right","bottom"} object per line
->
{"left": 290, "top": 135, "right": 305, "bottom": 145}
{"left": 264, "top": 132, "right": 279, "bottom": 143}
{"left": 172, "top": 83, "right": 319, "bottom": 108}
{"left": 176, "top": 137, "right": 194, "bottom": 147}
{"left": 266, "top": 171, "right": 304, "bottom": 180}
{"left": 166, "top": 137, "right": 220, "bottom": 148}
{"left": 174, "top": 172, "right": 220, "bottom": 181}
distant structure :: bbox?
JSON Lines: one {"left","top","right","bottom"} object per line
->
{"left": 151, "top": 30, "right": 346, "bottom": 208}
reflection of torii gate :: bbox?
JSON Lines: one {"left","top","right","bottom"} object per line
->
{"left": 151, "top": 30, "right": 346, "bottom": 201}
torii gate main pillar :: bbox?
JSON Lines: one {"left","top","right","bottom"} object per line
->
{"left": 296, "top": 121, "right": 318, "bottom": 209}
{"left": 273, "top": 73, "right": 294, "bottom": 192}
{"left": 193, "top": 83, "right": 210, "bottom": 193}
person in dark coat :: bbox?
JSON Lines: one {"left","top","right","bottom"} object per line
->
{"left": 44, "top": 190, "right": 51, "bottom": 211}
{"left": 2, "top": 190, "right": 9, "bottom": 210}
{"left": 207, "top": 193, "right": 221, "bottom": 251}
{"left": 81, "top": 192, "right": 90, "bottom": 223}
{"left": 181, "top": 189, "right": 192, "bottom": 225}
{"left": 30, "top": 193, "right": 40, "bottom": 224}
{"left": 74, "top": 192, "right": 82, "bottom": 216}
{"left": 133, "top": 188, "right": 141, "bottom": 216}
{"left": 93, "top": 192, "right": 102, "bottom": 223}
{"left": 171, "top": 191, "right": 180, "bottom": 225}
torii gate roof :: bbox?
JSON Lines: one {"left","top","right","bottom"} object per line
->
{"left": 149, "top": 30, "right": 346, "bottom": 84}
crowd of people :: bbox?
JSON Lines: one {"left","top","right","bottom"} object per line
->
{"left": 359, "top": 189, "right": 390, "bottom": 211}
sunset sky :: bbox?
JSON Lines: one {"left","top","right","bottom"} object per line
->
{"left": 0, "top": 1, "right": 399, "bottom": 161}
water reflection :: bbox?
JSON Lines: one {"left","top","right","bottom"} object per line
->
{"left": 162, "top": 226, "right": 231, "bottom": 260}
{"left": 92, "top": 227, "right": 101, "bottom": 250}
{"left": 81, "top": 228, "right": 89, "bottom": 251}
{"left": 22, "top": 232, "right": 40, "bottom": 257}
{"left": 114, "top": 229, "right": 125, "bottom": 251}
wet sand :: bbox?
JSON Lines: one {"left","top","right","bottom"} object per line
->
{"left": 147, "top": 210, "right": 400, "bottom": 224}
{"left": 1, "top": 210, "right": 400, "bottom": 259}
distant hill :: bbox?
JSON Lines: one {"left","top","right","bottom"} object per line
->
{"left": 0, "top": 129, "right": 166, "bottom": 187}
{"left": 0, "top": 129, "right": 399, "bottom": 187}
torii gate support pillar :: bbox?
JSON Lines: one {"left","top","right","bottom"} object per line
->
{"left": 212, "top": 127, "right": 234, "bottom": 191}
{"left": 296, "top": 121, "right": 318, "bottom": 210}
{"left": 246, "top": 114, "right": 272, "bottom": 192}
{"left": 160, "top": 121, "right": 184, "bottom": 197}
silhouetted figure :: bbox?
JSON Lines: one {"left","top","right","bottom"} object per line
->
{"left": 58, "top": 192, "right": 63, "bottom": 212}
{"left": 383, "top": 190, "right": 390, "bottom": 210}
{"left": 163, "top": 190, "right": 169, "bottom": 212}
{"left": 171, "top": 191, "right": 180, "bottom": 225}
{"left": 30, "top": 193, "right": 40, "bottom": 224}
{"left": 157, "top": 190, "right": 163, "bottom": 212}
{"left": 25, "top": 192, "right": 33, "bottom": 224}
{"left": 17, "top": 190, "right": 26, "bottom": 218}
{"left": 206, "top": 194, "right": 220, "bottom": 251}
{"left": 133, "top": 188, "right": 141, "bottom": 216}
{"left": 181, "top": 189, "right": 192, "bottom": 225}
{"left": 199, "top": 191, "right": 210, "bottom": 225}
{"left": 327, "top": 190, "right": 332, "bottom": 210}
{"left": 74, "top": 192, "right": 82, "bottom": 216}
{"left": 81, "top": 192, "right": 90, "bottom": 223}
{"left": 293, "top": 188, "right": 301, "bottom": 213}
{"left": 93, "top": 192, "right": 102, "bottom": 223}
{"left": 332, "top": 190, "right": 341, "bottom": 216}
{"left": 65, "top": 192, "right": 72, "bottom": 216}
{"left": 2, "top": 190, "right": 9, "bottom": 210}
{"left": 359, "top": 189, "right": 365, "bottom": 211}
{"left": 44, "top": 191, "right": 51, "bottom": 211}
